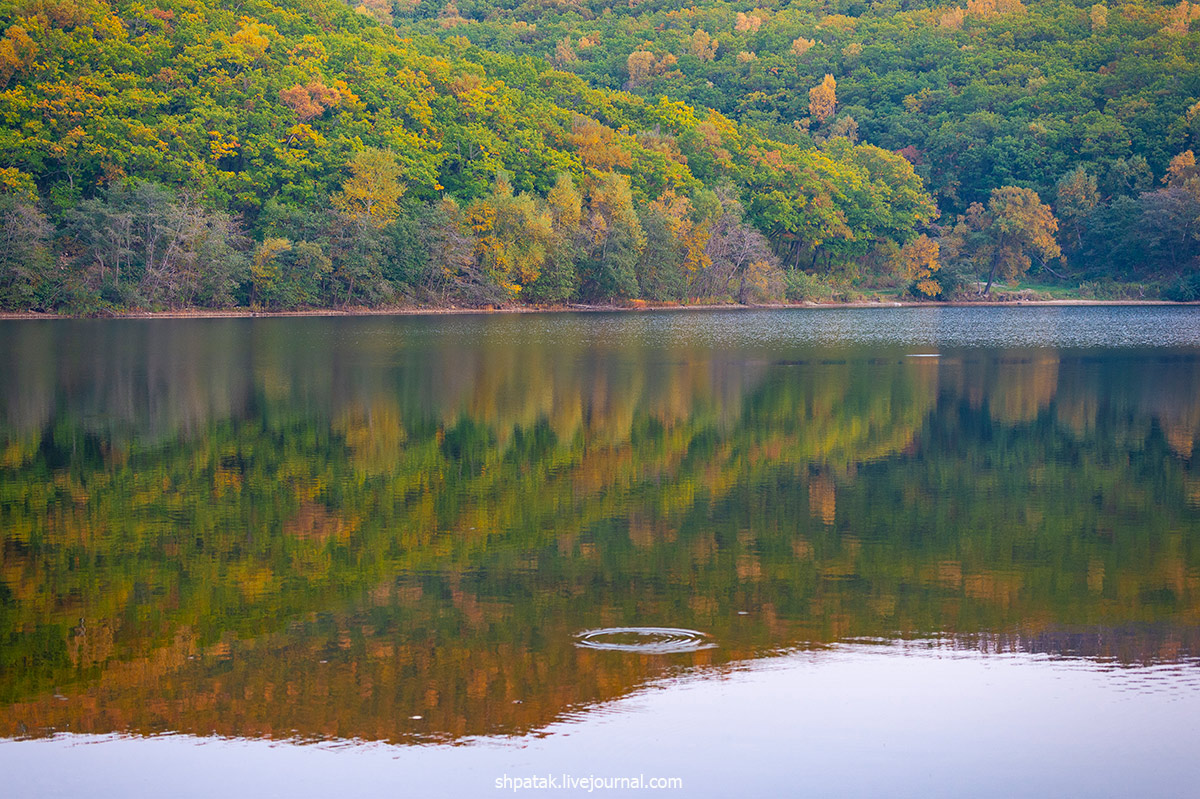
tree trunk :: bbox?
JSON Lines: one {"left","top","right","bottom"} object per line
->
{"left": 983, "top": 253, "right": 999, "bottom": 295}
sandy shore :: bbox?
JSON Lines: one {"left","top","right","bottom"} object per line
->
{"left": 0, "top": 298, "right": 1192, "bottom": 320}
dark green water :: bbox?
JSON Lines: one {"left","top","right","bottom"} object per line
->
{"left": 1, "top": 308, "right": 1199, "bottom": 796}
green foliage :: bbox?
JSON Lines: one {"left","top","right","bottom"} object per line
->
{"left": 0, "top": 194, "right": 53, "bottom": 309}
{"left": 0, "top": 0, "right": 947, "bottom": 310}
{"left": 1077, "top": 277, "right": 1150, "bottom": 300}
{"left": 411, "top": 0, "right": 1200, "bottom": 211}
{"left": 1164, "top": 270, "right": 1200, "bottom": 301}
{"left": 386, "top": 0, "right": 1200, "bottom": 289}
{"left": 784, "top": 269, "right": 834, "bottom": 302}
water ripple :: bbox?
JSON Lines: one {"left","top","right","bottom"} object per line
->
{"left": 574, "top": 627, "right": 716, "bottom": 654}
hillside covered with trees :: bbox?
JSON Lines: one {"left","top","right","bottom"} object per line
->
{"left": 404, "top": 0, "right": 1200, "bottom": 289}
{"left": 0, "top": 0, "right": 1197, "bottom": 312}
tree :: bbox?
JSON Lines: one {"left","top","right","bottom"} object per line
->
{"left": 279, "top": 81, "right": 343, "bottom": 123}
{"left": 697, "top": 191, "right": 779, "bottom": 301}
{"left": 809, "top": 75, "right": 837, "bottom": 125}
{"left": 894, "top": 235, "right": 942, "bottom": 297}
{"left": 0, "top": 195, "right": 53, "bottom": 309}
{"left": 526, "top": 173, "right": 582, "bottom": 303}
{"left": 626, "top": 51, "right": 656, "bottom": 89}
{"left": 791, "top": 37, "right": 815, "bottom": 57}
{"left": 690, "top": 31, "right": 718, "bottom": 62}
{"left": 424, "top": 197, "right": 504, "bottom": 305}
{"left": 332, "top": 148, "right": 406, "bottom": 228}
{"left": 1104, "top": 156, "right": 1154, "bottom": 199}
{"left": 251, "top": 237, "right": 292, "bottom": 307}
{"left": 1165, "top": 150, "right": 1199, "bottom": 192}
{"left": 569, "top": 116, "right": 632, "bottom": 172}
{"left": 578, "top": 173, "right": 643, "bottom": 300}
{"left": 1056, "top": 167, "right": 1099, "bottom": 251}
{"left": 948, "top": 187, "right": 1061, "bottom": 294}
{"left": 1139, "top": 188, "right": 1200, "bottom": 271}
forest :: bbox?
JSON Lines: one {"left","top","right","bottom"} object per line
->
{"left": 0, "top": 0, "right": 1197, "bottom": 312}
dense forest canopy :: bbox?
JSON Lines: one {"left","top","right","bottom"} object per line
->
{"left": 0, "top": 0, "right": 1196, "bottom": 310}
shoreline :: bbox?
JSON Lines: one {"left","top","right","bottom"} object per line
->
{"left": 0, "top": 298, "right": 1193, "bottom": 321}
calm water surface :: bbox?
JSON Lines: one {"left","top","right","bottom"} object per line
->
{"left": 1, "top": 307, "right": 1199, "bottom": 796}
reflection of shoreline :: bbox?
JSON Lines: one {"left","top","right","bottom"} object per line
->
{"left": 4, "top": 624, "right": 1198, "bottom": 747}
{"left": 7, "top": 642, "right": 1199, "bottom": 799}
{"left": 0, "top": 299, "right": 1194, "bottom": 321}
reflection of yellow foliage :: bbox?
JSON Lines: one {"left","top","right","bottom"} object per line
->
{"left": 68, "top": 620, "right": 114, "bottom": 667}
{"left": 808, "top": 475, "right": 836, "bottom": 525}
{"left": 1164, "top": 423, "right": 1194, "bottom": 458}
{"left": 921, "top": 560, "right": 963, "bottom": 589}
{"left": 285, "top": 502, "right": 349, "bottom": 544}
{"left": 991, "top": 356, "right": 1059, "bottom": 423}
{"left": 964, "top": 571, "right": 1024, "bottom": 607}
{"left": 336, "top": 400, "right": 408, "bottom": 475}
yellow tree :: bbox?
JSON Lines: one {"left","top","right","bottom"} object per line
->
{"left": 647, "top": 190, "right": 711, "bottom": 280}
{"left": 690, "top": 30, "right": 718, "bottom": 61}
{"left": 809, "top": 74, "right": 837, "bottom": 125}
{"left": 894, "top": 235, "right": 941, "bottom": 296}
{"left": 0, "top": 25, "right": 37, "bottom": 89}
{"left": 553, "top": 36, "right": 577, "bottom": 65}
{"left": 531, "top": 172, "right": 583, "bottom": 302}
{"left": 467, "top": 174, "right": 554, "bottom": 299}
{"left": 251, "top": 237, "right": 292, "bottom": 307}
{"left": 956, "top": 187, "right": 1061, "bottom": 294}
{"left": 1166, "top": 150, "right": 1198, "bottom": 192}
{"left": 332, "top": 148, "right": 406, "bottom": 227}
{"left": 569, "top": 116, "right": 632, "bottom": 171}
{"left": 626, "top": 50, "right": 656, "bottom": 88}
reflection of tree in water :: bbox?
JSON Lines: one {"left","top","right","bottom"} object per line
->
{"left": 1, "top": 319, "right": 1199, "bottom": 743}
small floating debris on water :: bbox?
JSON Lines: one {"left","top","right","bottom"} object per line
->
{"left": 574, "top": 627, "right": 716, "bottom": 654}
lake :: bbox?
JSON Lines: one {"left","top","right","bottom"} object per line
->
{"left": 1, "top": 307, "right": 1199, "bottom": 797}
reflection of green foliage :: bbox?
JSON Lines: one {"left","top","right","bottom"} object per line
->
{"left": 1, "top": 320, "right": 1199, "bottom": 739}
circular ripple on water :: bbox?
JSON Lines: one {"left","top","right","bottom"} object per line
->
{"left": 573, "top": 627, "right": 716, "bottom": 654}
